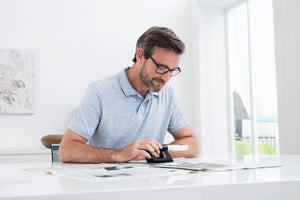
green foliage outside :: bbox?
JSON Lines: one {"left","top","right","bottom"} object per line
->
{"left": 235, "top": 140, "right": 276, "bottom": 155}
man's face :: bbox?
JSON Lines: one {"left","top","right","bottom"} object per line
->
{"left": 139, "top": 47, "right": 181, "bottom": 92}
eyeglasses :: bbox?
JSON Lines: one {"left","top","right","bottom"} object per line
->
{"left": 147, "top": 54, "right": 181, "bottom": 77}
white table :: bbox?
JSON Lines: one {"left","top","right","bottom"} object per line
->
{"left": 1, "top": 154, "right": 300, "bottom": 200}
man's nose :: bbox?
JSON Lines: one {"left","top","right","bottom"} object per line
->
{"left": 161, "top": 72, "right": 171, "bottom": 82}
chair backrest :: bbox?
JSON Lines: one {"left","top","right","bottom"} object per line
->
{"left": 41, "top": 134, "right": 63, "bottom": 148}
{"left": 51, "top": 144, "right": 61, "bottom": 163}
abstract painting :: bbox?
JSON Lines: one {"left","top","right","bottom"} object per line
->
{"left": 0, "top": 49, "right": 34, "bottom": 114}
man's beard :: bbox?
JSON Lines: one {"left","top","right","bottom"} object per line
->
{"left": 139, "top": 64, "right": 166, "bottom": 92}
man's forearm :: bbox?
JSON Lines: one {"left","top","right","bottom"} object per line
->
{"left": 59, "top": 140, "right": 120, "bottom": 163}
{"left": 168, "top": 136, "right": 199, "bottom": 158}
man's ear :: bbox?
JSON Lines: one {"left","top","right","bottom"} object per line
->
{"left": 136, "top": 48, "right": 145, "bottom": 64}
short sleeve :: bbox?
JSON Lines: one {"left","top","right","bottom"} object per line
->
{"left": 68, "top": 84, "right": 102, "bottom": 140}
{"left": 167, "top": 92, "right": 189, "bottom": 133}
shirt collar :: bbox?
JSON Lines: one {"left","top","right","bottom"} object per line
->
{"left": 119, "top": 67, "right": 138, "bottom": 96}
{"left": 149, "top": 90, "right": 159, "bottom": 97}
{"left": 118, "top": 67, "right": 159, "bottom": 98}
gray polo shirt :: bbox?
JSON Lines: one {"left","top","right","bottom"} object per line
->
{"left": 68, "top": 67, "right": 189, "bottom": 149}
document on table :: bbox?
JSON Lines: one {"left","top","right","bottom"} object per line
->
{"left": 23, "top": 158, "right": 281, "bottom": 182}
{"left": 150, "top": 157, "right": 281, "bottom": 172}
{"left": 24, "top": 162, "right": 190, "bottom": 182}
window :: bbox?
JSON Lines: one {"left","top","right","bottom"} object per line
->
{"left": 226, "top": 0, "right": 279, "bottom": 156}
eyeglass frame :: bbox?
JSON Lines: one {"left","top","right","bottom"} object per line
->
{"left": 145, "top": 52, "right": 181, "bottom": 77}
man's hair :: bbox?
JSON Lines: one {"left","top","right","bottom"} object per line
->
{"left": 132, "top": 26, "right": 185, "bottom": 62}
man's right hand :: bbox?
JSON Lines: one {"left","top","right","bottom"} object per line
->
{"left": 59, "top": 130, "right": 163, "bottom": 163}
{"left": 116, "top": 139, "right": 162, "bottom": 162}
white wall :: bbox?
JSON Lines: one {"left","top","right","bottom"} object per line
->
{"left": 0, "top": 0, "right": 196, "bottom": 152}
{"left": 273, "top": 0, "right": 300, "bottom": 154}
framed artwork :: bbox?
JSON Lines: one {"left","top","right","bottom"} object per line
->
{"left": 0, "top": 49, "right": 34, "bottom": 114}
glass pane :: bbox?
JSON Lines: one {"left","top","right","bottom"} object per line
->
{"left": 227, "top": 2, "right": 253, "bottom": 155}
{"left": 248, "top": 0, "right": 279, "bottom": 155}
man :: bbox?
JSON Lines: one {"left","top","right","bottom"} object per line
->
{"left": 59, "top": 26, "right": 199, "bottom": 163}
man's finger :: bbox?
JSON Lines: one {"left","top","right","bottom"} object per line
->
{"left": 149, "top": 140, "right": 162, "bottom": 155}
{"left": 139, "top": 150, "right": 151, "bottom": 159}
